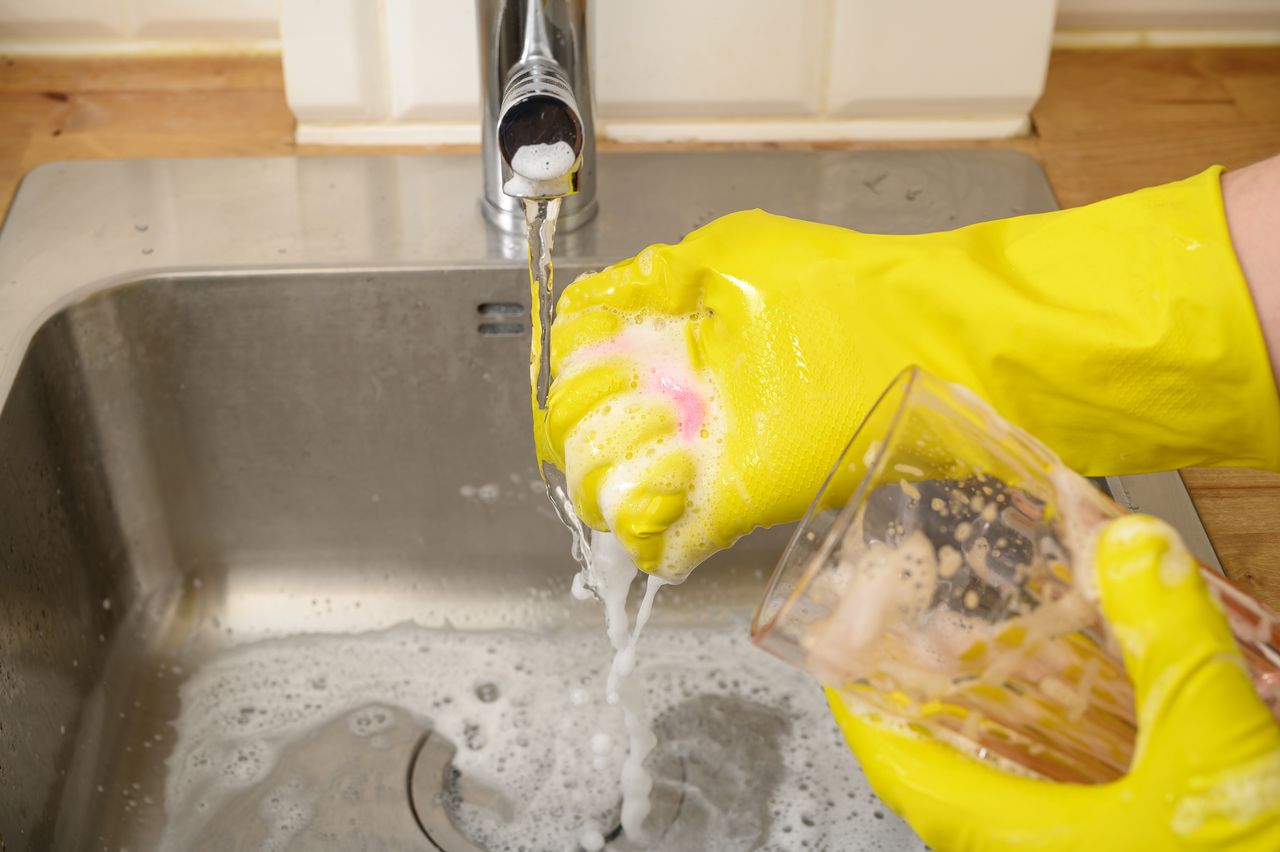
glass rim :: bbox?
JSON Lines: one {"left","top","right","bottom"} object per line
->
{"left": 749, "top": 365, "right": 925, "bottom": 649}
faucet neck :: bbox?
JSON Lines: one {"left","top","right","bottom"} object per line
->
{"left": 477, "top": 0, "right": 597, "bottom": 234}
{"left": 519, "top": 0, "right": 554, "bottom": 63}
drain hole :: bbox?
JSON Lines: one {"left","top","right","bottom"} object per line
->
{"left": 477, "top": 301, "right": 524, "bottom": 316}
{"left": 478, "top": 322, "right": 525, "bottom": 336}
{"left": 409, "top": 731, "right": 490, "bottom": 852}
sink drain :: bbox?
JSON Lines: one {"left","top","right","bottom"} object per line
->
{"left": 408, "top": 730, "right": 491, "bottom": 851}
{"left": 407, "top": 727, "right": 689, "bottom": 852}
{"left": 405, "top": 694, "right": 785, "bottom": 851}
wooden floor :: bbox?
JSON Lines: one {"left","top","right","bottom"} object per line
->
{"left": 2, "top": 47, "right": 1279, "bottom": 605}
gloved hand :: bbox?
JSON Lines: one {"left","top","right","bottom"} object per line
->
{"left": 541, "top": 167, "right": 1280, "bottom": 578}
{"left": 829, "top": 514, "right": 1280, "bottom": 851}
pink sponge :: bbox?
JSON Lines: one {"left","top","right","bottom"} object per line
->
{"left": 651, "top": 368, "right": 706, "bottom": 441}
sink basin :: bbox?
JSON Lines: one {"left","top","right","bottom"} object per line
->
{"left": 0, "top": 150, "right": 1220, "bottom": 850}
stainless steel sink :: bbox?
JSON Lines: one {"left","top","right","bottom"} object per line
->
{"left": 0, "top": 150, "right": 1220, "bottom": 851}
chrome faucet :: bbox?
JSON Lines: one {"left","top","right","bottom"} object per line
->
{"left": 477, "top": 0, "right": 597, "bottom": 233}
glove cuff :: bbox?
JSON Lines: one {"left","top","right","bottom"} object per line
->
{"left": 961, "top": 166, "right": 1280, "bottom": 473}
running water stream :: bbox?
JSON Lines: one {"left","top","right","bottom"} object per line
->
{"left": 525, "top": 196, "right": 559, "bottom": 412}
{"left": 523, "top": 196, "right": 665, "bottom": 845}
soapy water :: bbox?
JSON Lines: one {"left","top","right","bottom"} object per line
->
{"left": 158, "top": 620, "right": 925, "bottom": 851}
{"left": 577, "top": 531, "right": 666, "bottom": 842}
{"left": 517, "top": 202, "right": 910, "bottom": 846}
{"left": 544, "top": 292, "right": 738, "bottom": 837}
{"left": 519, "top": 186, "right": 672, "bottom": 840}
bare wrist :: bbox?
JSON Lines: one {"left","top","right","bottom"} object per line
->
{"left": 1222, "top": 155, "right": 1280, "bottom": 387}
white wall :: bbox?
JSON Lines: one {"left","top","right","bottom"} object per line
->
{"left": 280, "top": 0, "right": 1057, "bottom": 144}
{"left": 0, "top": 0, "right": 278, "bottom": 49}
{"left": 4, "top": 0, "right": 1277, "bottom": 47}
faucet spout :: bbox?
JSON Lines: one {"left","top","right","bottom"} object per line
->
{"left": 497, "top": 58, "right": 583, "bottom": 200}
{"left": 478, "top": 0, "right": 597, "bottom": 232}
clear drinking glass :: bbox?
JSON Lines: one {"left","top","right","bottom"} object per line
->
{"left": 751, "top": 366, "right": 1280, "bottom": 783}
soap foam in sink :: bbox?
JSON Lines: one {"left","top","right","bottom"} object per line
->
{"left": 159, "top": 621, "right": 927, "bottom": 851}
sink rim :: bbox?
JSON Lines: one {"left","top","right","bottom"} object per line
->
{"left": 0, "top": 148, "right": 1057, "bottom": 405}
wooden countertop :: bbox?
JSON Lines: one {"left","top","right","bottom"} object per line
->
{"left": 2, "top": 47, "right": 1279, "bottom": 606}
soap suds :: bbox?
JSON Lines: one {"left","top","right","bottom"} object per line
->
{"left": 161, "top": 620, "right": 925, "bottom": 851}
{"left": 504, "top": 141, "right": 578, "bottom": 198}
{"left": 556, "top": 314, "right": 727, "bottom": 580}
{"left": 578, "top": 531, "right": 667, "bottom": 842}
{"left": 511, "top": 141, "right": 576, "bottom": 181}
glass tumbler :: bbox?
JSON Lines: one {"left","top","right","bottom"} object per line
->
{"left": 751, "top": 366, "right": 1280, "bottom": 783}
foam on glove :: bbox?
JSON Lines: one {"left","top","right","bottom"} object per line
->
{"left": 550, "top": 310, "right": 729, "bottom": 577}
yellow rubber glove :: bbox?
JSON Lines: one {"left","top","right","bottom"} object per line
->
{"left": 829, "top": 514, "right": 1280, "bottom": 851}
{"left": 541, "top": 167, "right": 1280, "bottom": 578}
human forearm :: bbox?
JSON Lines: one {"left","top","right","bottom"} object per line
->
{"left": 1223, "top": 154, "right": 1280, "bottom": 389}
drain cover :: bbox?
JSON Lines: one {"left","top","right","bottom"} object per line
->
{"left": 407, "top": 694, "right": 783, "bottom": 851}
{"left": 408, "top": 730, "right": 494, "bottom": 851}
{"left": 407, "top": 728, "right": 692, "bottom": 852}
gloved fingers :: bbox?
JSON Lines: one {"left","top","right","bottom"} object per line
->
{"left": 550, "top": 307, "right": 623, "bottom": 379}
{"left": 556, "top": 244, "right": 704, "bottom": 320}
{"left": 827, "top": 688, "right": 1101, "bottom": 852}
{"left": 1094, "top": 516, "right": 1249, "bottom": 711}
{"left": 561, "top": 402, "right": 679, "bottom": 531}
{"left": 542, "top": 361, "right": 636, "bottom": 470}
{"left": 610, "top": 451, "right": 696, "bottom": 574}
{"left": 1092, "top": 515, "right": 1280, "bottom": 766}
